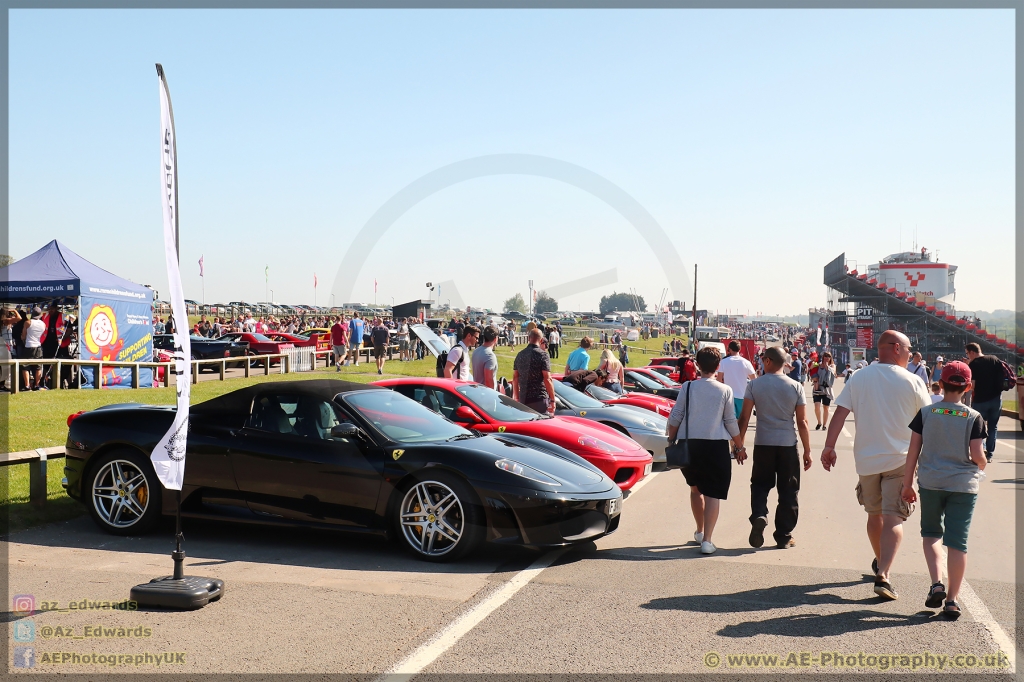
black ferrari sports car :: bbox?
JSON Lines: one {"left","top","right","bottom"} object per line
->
{"left": 63, "top": 380, "right": 622, "bottom": 561}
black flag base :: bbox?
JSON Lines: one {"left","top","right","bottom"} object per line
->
{"left": 131, "top": 574, "right": 224, "bottom": 611}
{"left": 131, "top": 521, "right": 224, "bottom": 610}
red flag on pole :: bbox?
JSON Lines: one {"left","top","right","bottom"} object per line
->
{"left": 314, "top": 273, "right": 317, "bottom": 288}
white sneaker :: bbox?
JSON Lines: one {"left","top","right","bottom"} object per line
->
{"left": 700, "top": 540, "right": 717, "bottom": 555}
{"left": 694, "top": 531, "right": 704, "bottom": 543}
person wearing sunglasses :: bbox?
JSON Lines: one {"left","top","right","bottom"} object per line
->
{"left": 819, "top": 330, "right": 932, "bottom": 601}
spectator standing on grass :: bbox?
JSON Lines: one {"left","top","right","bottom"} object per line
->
{"left": 738, "top": 345, "right": 810, "bottom": 550}
{"left": 820, "top": 330, "right": 931, "bottom": 601}
{"left": 666, "top": 346, "right": 746, "bottom": 555}
{"left": 397, "top": 318, "right": 410, "bottom": 361}
{"left": 964, "top": 343, "right": 1004, "bottom": 463}
{"left": 21, "top": 308, "right": 45, "bottom": 391}
{"left": 565, "top": 337, "right": 592, "bottom": 373}
{"left": 717, "top": 341, "right": 756, "bottom": 418}
{"left": 330, "top": 316, "right": 349, "bottom": 371}
{"left": 901, "top": 361, "right": 987, "bottom": 620}
{"left": 347, "top": 313, "right": 364, "bottom": 366}
{"left": 513, "top": 328, "right": 555, "bottom": 414}
{"left": 371, "top": 318, "right": 390, "bottom": 375}
{"left": 444, "top": 325, "right": 478, "bottom": 381}
{"left": 548, "top": 326, "right": 560, "bottom": 359}
{"left": 471, "top": 326, "right": 499, "bottom": 390}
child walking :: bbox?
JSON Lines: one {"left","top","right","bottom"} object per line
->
{"left": 901, "top": 361, "right": 987, "bottom": 620}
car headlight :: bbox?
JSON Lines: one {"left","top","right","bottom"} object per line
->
{"left": 578, "top": 435, "right": 624, "bottom": 453}
{"left": 495, "top": 459, "right": 562, "bottom": 486}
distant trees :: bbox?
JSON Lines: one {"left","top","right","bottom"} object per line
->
{"left": 599, "top": 292, "right": 646, "bottom": 315}
{"left": 535, "top": 291, "right": 558, "bottom": 314}
{"left": 0, "top": 255, "right": 14, "bottom": 267}
{"left": 503, "top": 293, "right": 527, "bottom": 314}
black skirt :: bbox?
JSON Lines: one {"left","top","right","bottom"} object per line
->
{"left": 681, "top": 439, "right": 732, "bottom": 500}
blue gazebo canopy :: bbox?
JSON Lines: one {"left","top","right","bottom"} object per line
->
{"left": 0, "top": 240, "right": 152, "bottom": 303}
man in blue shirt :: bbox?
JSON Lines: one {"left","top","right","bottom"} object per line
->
{"left": 347, "top": 314, "right": 365, "bottom": 366}
{"left": 788, "top": 350, "right": 803, "bottom": 383}
{"left": 564, "top": 336, "right": 593, "bottom": 373}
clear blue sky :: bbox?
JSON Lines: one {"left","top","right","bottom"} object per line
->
{"left": 10, "top": 9, "right": 1014, "bottom": 315}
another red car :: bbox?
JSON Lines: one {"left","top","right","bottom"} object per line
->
{"left": 551, "top": 373, "right": 674, "bottom": 417}
{"left": 628, "top": 367, "right": 682, "bottom": 389}
{"left": 374, "top": 377, "right": 653, "bottom": 490}
{"left": 265, "top": 332, "right": 317, "bottom": 348}
{"left": 219, "top": 332, "right": 294, "bottom": 366}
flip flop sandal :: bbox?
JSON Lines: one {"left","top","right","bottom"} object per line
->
{"left": 943, "top": 600, "right": 962, "bottom": 620}
{"left": 925, "top": 582, "right": 946, "bottom": 608}
{"left": 874, "top": 579, "right": 898, "bottom": 600}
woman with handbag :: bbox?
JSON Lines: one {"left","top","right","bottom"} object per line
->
{"left": 812, "top": 352, "right": 836, "bottom": 430}
{"left": 666, "top": 346, "right": 747, "bottom": 555}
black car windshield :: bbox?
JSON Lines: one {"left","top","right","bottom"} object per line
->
{"left": 552, "top": 380, "right": 606, "bottom": 409}
{"left": 586, "top": 385, "right": 619, "bottom": 400}
{"left": 646, "top": 372, "right": 681, "bottom": 387}
{"left": 455, "top": 385, "right": 540, "bottom": 422}
{"left": 342, "top": 390, "right": 471, "bottom": 443}
{"left": 626, "top": 372, "right": 664, "bottom": 389}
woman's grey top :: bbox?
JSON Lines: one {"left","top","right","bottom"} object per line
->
{"left": 667, "top": 377, "right": 739, "bottom": 441}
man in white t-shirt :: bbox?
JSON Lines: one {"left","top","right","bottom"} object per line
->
{"left": 717, "top": 340, "right": 756, "bottom": 418}
{"left": 821, "top": 330, "right": 931, "bottom": 601}
{"left": 444, "top": 325, "right": 478, "bottom": 381}
{"left": 21, "top": 308, "right": 46, "bottom": 390}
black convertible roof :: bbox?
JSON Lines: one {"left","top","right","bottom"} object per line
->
{"left": 192, "top": 379, "right": 383, "bottom": 416}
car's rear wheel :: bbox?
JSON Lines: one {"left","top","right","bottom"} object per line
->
{"left": 395, "top": 474, "right": 483, "bottom": 562}
{"left": 87, "top": 450, "right": 162, "bottom": 535}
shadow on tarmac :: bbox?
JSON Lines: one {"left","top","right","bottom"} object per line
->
{"left": 642, "top": 580, "right": 878, "bottom": 613}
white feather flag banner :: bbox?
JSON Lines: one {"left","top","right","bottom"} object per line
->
{"left": 152, "top": 64, "right": 190, "bottom": 491}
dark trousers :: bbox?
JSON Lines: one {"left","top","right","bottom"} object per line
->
{"left": 750, "top": 444, "right": 801, "bottom": 544}
{"left": 972, "top": 398, "right": 1001, "bottom": 455}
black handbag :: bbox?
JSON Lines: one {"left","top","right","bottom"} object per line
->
{"left": 665, "top": 382, "right": 691, "bottom": 470}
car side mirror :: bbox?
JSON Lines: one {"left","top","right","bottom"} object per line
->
{"left": 330, "top": 423, "right": 363, "bottom": 439}
{"left": 451, "top": 405, "right": 483, "bottom": 424}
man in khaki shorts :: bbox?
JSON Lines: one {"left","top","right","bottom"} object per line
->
{"left": 821, "top": 330, "right": 931, "bottom": 600}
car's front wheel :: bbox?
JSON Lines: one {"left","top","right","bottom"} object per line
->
{"left": 87, "top": 450, "right": 162, "bottom": 535}
{"left": 395, "top": 474, "right": 483, "bottom": 562}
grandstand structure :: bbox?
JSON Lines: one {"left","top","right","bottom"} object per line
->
{"left": 823, "top": 252, "right": 1015, "bottom": 366}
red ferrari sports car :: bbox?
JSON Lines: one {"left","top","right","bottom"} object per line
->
{"left": 374, "top": 377, "right": 653, "bottom": 490}
{"left": 628, "top": 366, "right": 682, "bottom": 389}
{"left": 550, "top": 373, "right": 674, "bottom": 417}
{"left": 265, "top": 332, "right": 318, "bottom": 348}
{"left": 219, "top": 332, "right": 294, "bottom": 366}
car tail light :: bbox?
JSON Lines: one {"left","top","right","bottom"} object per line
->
{"left": 67, "top": 411, "right": 86, "bottom": 427}
{"left": 224, "top": 350, "right": 231, "bottom": 357}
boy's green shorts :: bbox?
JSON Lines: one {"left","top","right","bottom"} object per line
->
{"left": 919, "top": 487, "right": 977, "bottom": 553}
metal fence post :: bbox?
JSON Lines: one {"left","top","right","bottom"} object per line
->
{"left": 30, "top": 449, "right": 48, "bottom": 506}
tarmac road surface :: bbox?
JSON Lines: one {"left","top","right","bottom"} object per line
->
{"left": 5, "top": 388, "right": 1018, "bottom": 677}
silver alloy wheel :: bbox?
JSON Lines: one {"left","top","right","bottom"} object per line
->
{"left": 92, "top": 459, "right": 150, "bottom": 529}
{"left": 399, "top": 480, "right": 464, "bottom": 557}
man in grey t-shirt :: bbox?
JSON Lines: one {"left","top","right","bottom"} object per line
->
{"left": 738, "top": 345, "right": 811, "bottom": 549}
{"left": 471, "top": 326, "right": 500, "bottom": 390}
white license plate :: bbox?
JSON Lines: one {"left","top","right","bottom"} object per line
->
{"left": 643, "top": 462, "right": 653, "bottom": 477}
{"left": 608, "top": 497, "right": 621, "bottom": 515}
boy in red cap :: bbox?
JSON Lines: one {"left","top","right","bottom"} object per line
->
{"left": 901, "top": 361, "right": 987, "bottom": 620}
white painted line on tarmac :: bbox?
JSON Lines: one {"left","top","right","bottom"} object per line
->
{"left": 381, "top": 548, "right": 567, "bottom": 681}
{"left": 626, "top": 470, "right": 660, "bottom": 498}
{"left": 380, "top": 472, "right": 661, "bottom": 680}
{"left": 959, "top": 580, "right": 1017, "bottom": 672}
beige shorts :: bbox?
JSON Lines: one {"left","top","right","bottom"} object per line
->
{"left": 856, "top": 464, "right": 914, "bottom": 520}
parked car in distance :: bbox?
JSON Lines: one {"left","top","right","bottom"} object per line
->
{"left": 153, "top": 334, "right": 249, "bottom": 372}
{"left": 218, "top": 332, "right": 294, "bottom": 366}
{"left": 583, "top": 383, "right": 675, "bottom": 418}
{"left": 621, "top": 370, "right": 680, "bottom": 400}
